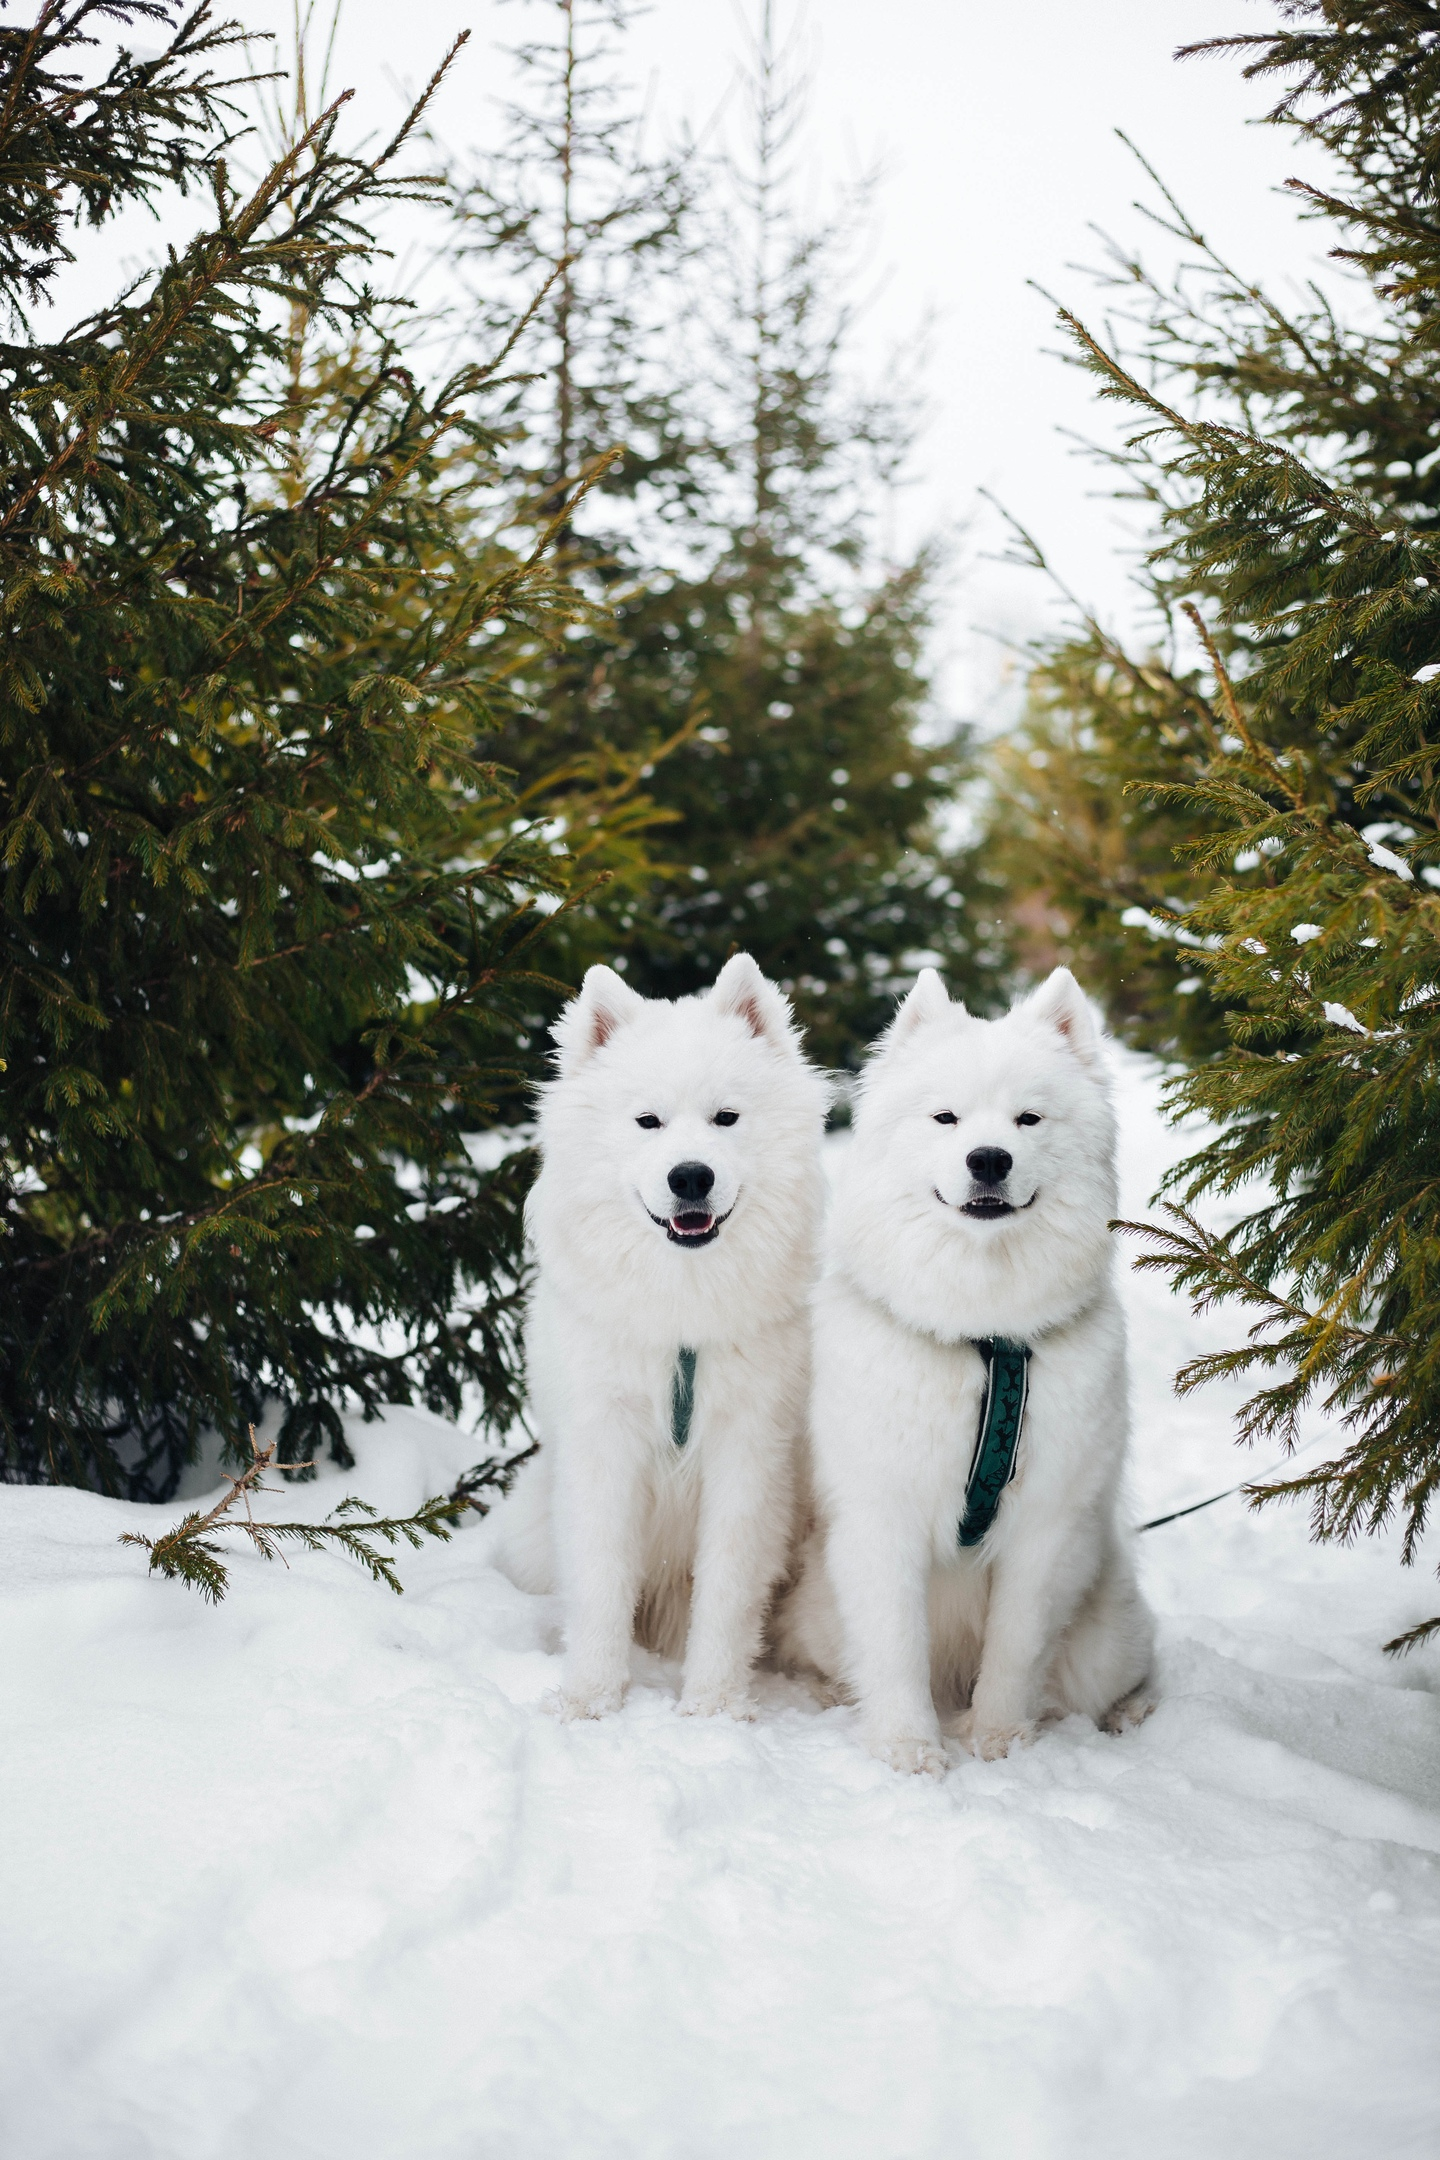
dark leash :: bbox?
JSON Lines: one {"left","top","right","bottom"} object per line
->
{"left": 1136, "top": 1483, "right": 1249, "bottom": 1532}
{"left": 1133, "top": 1429, "right": 1336, "bottom": 1533}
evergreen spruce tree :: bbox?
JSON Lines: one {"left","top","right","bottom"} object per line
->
{"left": 445, "top": 0, "right": 708, "bottom": 1006}
{"left": 997, "top": 3, "right": 1440, "bottom": 1643}
{"left": 986, "top": 93, "right": 1440, "bottom": 1061}
{"left": 604, "top": 4, "right": 994, "bottom": 1068}
{"left": 451, "top": 0, "right": 691, "bottom": 525}
{"left": 0, "top": 2, "right": 619, "bottom": 1497}
{"left": 462, "top": 0, "right": 997, "bottom": 1066}
{"left": 981, "top": 537, "right": 1240, "bottom": 1060}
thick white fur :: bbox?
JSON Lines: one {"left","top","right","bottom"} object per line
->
{"left": 776, "top": 966, "right": 1155, "bottom": 1774}
{"left": 497, "top": 953, "right": 828, "bottom": 1720}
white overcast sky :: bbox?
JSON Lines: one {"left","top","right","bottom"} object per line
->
{"left": 143, "top": 3, "right": 1341, "bottom": 716}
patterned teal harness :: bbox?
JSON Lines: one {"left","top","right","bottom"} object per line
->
{"left": 958, "top": 1337, "right": 1031, "bottom": 1547}
{"left": 666, "top": 1337, "right": 1029, "bottom": 1546}
{"left": 670, "top": 1347, "right": 698, "bottom": 1449}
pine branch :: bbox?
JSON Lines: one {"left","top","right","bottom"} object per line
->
{"left": 120, "top": 1424, "right": 473, "bottom": 1602}
{"left": 448, "top": 1437, "right": 538, "bottom": 1515}
{"left": 1179, "top": 600, "right": 1306, "bottom": 806}
{"left": 1383, "top": 1614, "right": 1440, "bottom": 1658}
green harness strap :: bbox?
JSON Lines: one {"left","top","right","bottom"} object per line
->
{"left": 957, "top": 1337, "right": 1031, "bottom": 1548}
{"left": 668, "top": 1339, "right": 1027, "bottom": 1515}
{"left": 671, "top": 1346, "right": 698, "bottom": 1450}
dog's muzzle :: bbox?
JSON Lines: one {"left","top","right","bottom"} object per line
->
{"left": 645, "top": 1201, "right": 735, "bottom": 1247}
{"left": 938, "top": 1185, "right": 1039, "bottom": 1221}
{"left": 947, "top": 1143, "right": 1037, "bottom": 1221}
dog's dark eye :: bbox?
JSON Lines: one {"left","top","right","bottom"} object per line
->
{"left": 933, "top": 1111, "right": 958, "bottom": 1125}
{"left": 1015, "top": 1111, "right": 1042, "bottom": 1127}
{"left": 635, "top": 1114, "right": 663, "bottom": 1130}
{"left": 712, "top": 1109, "right": 740, "bottom": 1127}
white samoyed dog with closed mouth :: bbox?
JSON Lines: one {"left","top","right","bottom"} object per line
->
{"left": 776, "top": 965, "right": 1155, "bottom": 1774}
{"left": 497, "top": 952, "right": 828, "bottom": 1720}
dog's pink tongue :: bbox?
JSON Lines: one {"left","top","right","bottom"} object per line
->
{"left": 673, "top": 1213, "right": 713, "bottom": 1236}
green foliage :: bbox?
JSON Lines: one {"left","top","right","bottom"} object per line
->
{"left": 982, "top": 582, "right": 1236, "bottom": 1061}
{"left": 0, "top": 3, "right": 616, "bottom": 1498}
{"left": 598, "top": 561, "right": 989, "bottom": 1068}
{"left": 119, "top": 1425, "right": 530, "bottom": 1602}
{"left": 0, "top": 0, "right": 996, "bottom": 1515}
{"left": 451, "top": 0, "right": 691, "bottom": 518}
{"left": 627, "top": 11, "right": 996, "bottom": 1059}
{"left": 0, "top": 0, "right": 251, "bottom": 317}
{"left": 983, "top": 79, "right": 1440, "bottom": 1058}
{"left": 1019, "top": 2, "right": 1440, "bottom": 1638}
{"left": 466, "top": 1, "right": 996, "bottom": 1063}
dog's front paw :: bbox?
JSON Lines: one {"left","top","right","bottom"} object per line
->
{"left": 871, "top": 1732, "right": 948, "bottom": 1778}
{"left": 678, "top": 1682, "right": 756, "bottom": 1721}
{"left": 543, "top": 1680, "right": 626, "bottom": 1722}
{"left": 956, "top": 1708, "right": 1033, "bottom": 1760}
{"left": 1100, "top": 1686, "right": 1156, "bottom": 1735}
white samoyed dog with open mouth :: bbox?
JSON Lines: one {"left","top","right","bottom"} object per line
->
{"left": 776, "top": 965, "right": 1155, "bottom": 1774}
{"left": 497, "top": 952, "right": 828, "bottom": 1720}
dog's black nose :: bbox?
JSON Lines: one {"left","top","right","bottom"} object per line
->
{"left": 668, "top": 1160, "right": 715, "bottom": 1204}
{"left": 966, "top": 1146, "right": 1012, "bottom": 1186}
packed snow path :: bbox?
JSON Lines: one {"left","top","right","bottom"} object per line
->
{"left": 1, "top": 1058, "right": 1437, "bottom": 2160}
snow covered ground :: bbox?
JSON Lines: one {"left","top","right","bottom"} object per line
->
{"left": 2, "top": 1055, "right": 1437, "bottom": 2160}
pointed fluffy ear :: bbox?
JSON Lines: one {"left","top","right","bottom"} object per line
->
{"left": 709, "top": 952, "right": 797, "bottom": 1048}
{"left": 551, "top": 964, "right": 644, "bottom": 1076}
{"left": 877, "top": 966, "right": 959, "bottom": 1054}
{"left": 1022, "top": 966, "right": 1102, "bottom": 1067}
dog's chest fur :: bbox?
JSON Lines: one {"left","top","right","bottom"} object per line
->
{"left": 813, "top": 1269, "right": 1129, "bottom": 1567}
